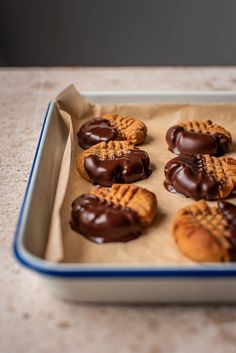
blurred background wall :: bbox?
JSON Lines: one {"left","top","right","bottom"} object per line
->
{"left": 1, "top": 0, "right": 236, "bottom": 66}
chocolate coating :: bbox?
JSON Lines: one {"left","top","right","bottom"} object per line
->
{"left": 164, "top": 154, "right": 219, "bottom": 200}
{"left": 218, "top": 201, "right": 236, "bottom": 259}
{"left": 218, "top": 201, "right": 236, "bottom": 237}
{"left": 70, "top": 194, "right": 142, "bottom": 243}
{"left": 84, "top": 149, "right": 152, "bottom": 186}
{"left": 166, "top": 125, "right": 231, "bottom": 156}
{"left": 78, "top": 118, "right": 118, "bottom": 149}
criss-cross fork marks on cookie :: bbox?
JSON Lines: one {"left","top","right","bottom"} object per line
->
{"left": 173, "top": 200, "right": 236, "bottom": 262}
{"left": 202, "top": 155, "right": 236, "bottom": 198}
{"left": 164, "top": 154, "right": 236, "bottom": 200}
{"left": 182, "top": 201, "right": 230, "bottom": 248}
{"left": 103, "top": 114, "right": 147, "bottom": 145}
{"left": 179, "top": 119, "right": 231, "bottom": 139}
{"left": 77, "top": 141, "right": 152, "bottom": 186}
{"left": 90, "top": 184, "right": 157, "bottom": 227}
{"left": 94, "top": 141, "right": 135, "bottom": 160}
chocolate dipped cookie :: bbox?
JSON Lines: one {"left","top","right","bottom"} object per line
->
{"left": 78, "top": 114, "right": 147, "bottom": 149}
{"left": 173, "top": 200, "right": 236, "bottom": 262}
{"left": 166, "top": 120, "right": 232, "bottom": 156}
{"left": 70, "top": 184, "right": 157, "bottom": 243}
{"left": 77, "top": 140, "right": 152, "bottom": 186}
{"left": 164, "top": 154, "right": 236, "bottom": 200}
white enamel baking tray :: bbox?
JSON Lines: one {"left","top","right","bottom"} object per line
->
{"left": 14, "top": 91, "right": 236, "bottom": 303}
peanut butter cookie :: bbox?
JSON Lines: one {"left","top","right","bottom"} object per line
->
{"left": 173, "top": 200, "right": 236, "bottom": 262}
{"left": 78, "top": 114, "right": 147, "bottom": 149}
{"left": 77, "top": 140, "right": 152, "bottom": 186}
{"left": 164, "top": 154, "right": 236, "bottom": 200}
{"left": 166, "top": 120, "right": 232, "bottom": 156}
{"left": 70, "top": 184, "right": 157, "bottom": 243}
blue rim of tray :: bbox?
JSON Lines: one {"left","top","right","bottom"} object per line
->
{"left": 13, "top": 96, "right": 236, "bottom": 279}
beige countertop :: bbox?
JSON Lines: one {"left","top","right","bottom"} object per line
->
{"left": 1, "top": 67, "right": 236, "bottom": 353}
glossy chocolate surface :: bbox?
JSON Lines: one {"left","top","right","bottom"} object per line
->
{"left": 164, "top": 154, "right": 219, "bottom": 200}
{"left": 78, "top": 118, "right": 118, "bottom": 149}
{"left": 166, "top": 125, "right": 231, "bottom": 156}
{"left": 84, "top": 149, "right": 152, "bottom": 186}
{"left": 70, "top": 194, "right": 142, "bottom": 243}
{"left": 218, "top": 201, "right": 236, "bottom": 237}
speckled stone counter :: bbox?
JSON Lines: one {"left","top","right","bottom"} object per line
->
{"left": 1, "top": 67, "right": 236, "bottom": 353}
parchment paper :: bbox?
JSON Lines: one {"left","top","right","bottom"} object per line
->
{"left": 45, "top": 85, "right": 236, "bottom": 264}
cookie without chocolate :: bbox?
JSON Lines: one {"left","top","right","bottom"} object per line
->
{"left": 77, "top": 140, "right": 152, "bottom": 186}
{"left": 166, "top": 120, "right": 232, "bottom": 156}
{"left": 70, "top": 184, "right": 157, "bottom": 243}
{"left": 173, "top": 200, "right": 236, "bottom": 262}
{"left": 78, "top": 114, "right": 147, "bottom": 149}
{"left": 164, "top": 154, "right": 236, "bottom": 200}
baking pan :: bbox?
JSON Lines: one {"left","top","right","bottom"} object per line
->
{"left": 13, "top": 91, "right": 236, "bottom": 303}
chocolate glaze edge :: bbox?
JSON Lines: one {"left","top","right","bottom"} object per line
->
{"left": 70, "top": 194, "right": 142, "bottom": 243}
{"left": 218, "top": 201, "right": 236, "bottom": 260}
{"left": 166, "top": 125, "right": 231, "bottom": 156}
{"left": 84, "top": 149, "right": 152, "bottom": 186}
{"left": 78, "top": 117, "right": 119, "bottom": 149}
{"left": 164, "top": 154, "right": 219, "bottom": 200}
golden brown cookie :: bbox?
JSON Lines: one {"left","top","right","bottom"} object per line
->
{"left": 103, "top": 114, "right": 147, "bottom": 145}
{"left": 166, "top": 119, "right": 232, "bottom": 156}
{"left": 179, "top": 120, "right": 231, "bottom": 137}
{"left": 77, "top": 114, "right": 147, "bottom": 149}
{"left": 90, "top": 184, "right": 157, "bottom": 227}
{"left": 164, "top": 154, "right": 236, "bottom": 200}
{"left": 77, "top": 140, "right": 152, "bottom": 186}
{"left": 203, "top": 155, "right": 236, "bottom": 198}
{"left": 70, "top": 184, "right": 157, "bottom": 243}
{"left": 173, "top": 200, "right": 236, "bottom": 262}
